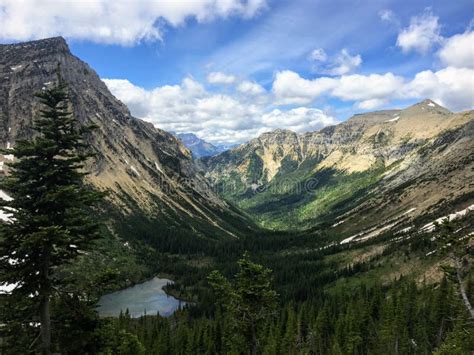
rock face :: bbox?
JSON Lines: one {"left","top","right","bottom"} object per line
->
{"left": 0, "top": 37, "right": 251, "bottom": 238}
{"left": 175, "top": 133, "right": 225, "bottom": 158}
{"left": 200, "top": 100, "right": 474, "bottom": 230}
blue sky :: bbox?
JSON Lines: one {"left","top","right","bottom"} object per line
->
{"left": 1, "top": 0, "right": 473, "bottom": 143}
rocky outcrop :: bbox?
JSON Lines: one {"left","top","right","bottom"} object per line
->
{"left": 0, "top": 37, "right": 251, "bottom": 238}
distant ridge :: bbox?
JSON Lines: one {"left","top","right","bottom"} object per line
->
{"left": 199, "top": 99, "right": 473, "bottom": 231}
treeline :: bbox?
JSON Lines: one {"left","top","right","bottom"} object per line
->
{"left": 97, "top": 278, "right": 473, "bottom": 354}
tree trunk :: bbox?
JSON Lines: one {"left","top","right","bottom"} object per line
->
{"left": 40, "top": 295, "right": 52, "bottom": 355}
{"left": 251, "top": 321, "right": 257, "bottom": 355}
{"left": 40, "top": 251, "right": 52, "bottom": 355}
{"left": 455, "top": 258, "right": 474, "bottom": 319}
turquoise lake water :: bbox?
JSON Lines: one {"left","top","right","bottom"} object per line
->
{"left": 97, "top": 277, "right": 183, "bottom": 318}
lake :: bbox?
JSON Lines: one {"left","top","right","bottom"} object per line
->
{"left": 97, "top": 277, "right": 183, "bottom": 318}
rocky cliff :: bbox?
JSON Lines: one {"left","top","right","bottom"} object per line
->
{"left": 0, "top": 37, "right": 252, "bottom": 240}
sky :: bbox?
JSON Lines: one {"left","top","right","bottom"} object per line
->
{"left": 1, "top": 0, "right": 473, "bottom": 145}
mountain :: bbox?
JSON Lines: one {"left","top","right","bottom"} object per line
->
{"left": 199, "top": 100, "right": 474, "bottom": 232}
{"left": 0, "top": 37, "right": 254, "bottom": 243}
{"left": 175, "top": 133, "right": 225, "bottom": 158}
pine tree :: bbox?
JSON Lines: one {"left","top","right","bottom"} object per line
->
{"left": 0, "top": 67, "right": 103, "bottom": 354}
{"left": 208, "top": 252, "right": 277, "bottom": 355}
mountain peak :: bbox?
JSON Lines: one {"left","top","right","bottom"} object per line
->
{"left": 406, "top": 99, "right": 451, "bottom": 114}
{"left": 0, "top": 36, "right": 69, "bottom": 54}
{"left": 176, "top": 132, "right": 225, "bottom": 158}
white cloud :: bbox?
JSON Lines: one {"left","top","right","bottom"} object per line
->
{"left": 331, "top": 73, "right": 403, "bottom": 101}
{"left": 438, "top": 31, "right": 474, "bottom": 69}
{"left": 309, "top": 48, "right": 362, "bottom": 75}
{"left": 404, "top": 67, "right": 474, "bottom": 111}
{"left": 0, "top": 0, "right": 267, "bottom": 45}
{"left": 103, "top": 77, "right": 334, "bottom": 144}
{"left": 236, "top": 80, "right": 265, "bottom": 95}
{"left": 379, "top": 9, "right": 395, "bottom": 23}
{"left": 309, "top": 48, "right": 327, "bottom": 62}
{"left": 272, "top": 71, "right": 402, "bottom": 107}
{"left": 272, "top": 70, "right": 337, "bottom": 105}
{"left": 396, "top": 12, "right": 442, "bottom": 54}
{"left": 356, "top": 99, "right": 389, "bottom": 110}
{"left": 207, "top": 72, "right": 236, "bottom": 84}
{"left": 261, "top": 108, "right": 337, "bottom": 133}
{"left": 272, "top": 66, "right": 473, "bottom": 112}
{"left": 325, "top": 49, "right": 362, "bottom": 75}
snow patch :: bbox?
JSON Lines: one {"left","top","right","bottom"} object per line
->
{"left": 154, "top": 161, "right": 166, "bottom": 175}
{"left": 396, "top": 226, "right": 413, "bottom": 234}
{"left": 0, "top": 190, "right": 14, "bottom": 222}
{"left": 428, "top": 102, "right": 435, "bottom": 107}
{"left": 420, "top": 204, "right": 474, "bottom": 233}
{"left": 332, "top": 219, "right": 346, "bottom": 227}
{"left": 0, "top": 190, "right": 13, "bottom": 201}
{"left": 10, "top": 65, "right": 22, "bottom": 71}
{"left": 3, "top": 154, "right": 14, "bottom": 161}
{"left": 385, "top": 115, "right": 400, "bottom": 122}
{"left": 130, "top": 165, "right": 140, "bottom": 177}
{"left": 402, "top": 208, "right": 416, "bottom": 216}
{"left": 340, "top": 235, "right": 357, "bottom": 244}
{"left": 0, "top": 282, "right": 18, "bottom": 294}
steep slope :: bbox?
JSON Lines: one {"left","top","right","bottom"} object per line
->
{"left": 200, "top": 101, "right": 473, "bottom": 230}
{"left": 0, "top": 37, "right": 254, "bottom": 241}
{"left": 175, "top": 133, "right": 225, "bottom": 158}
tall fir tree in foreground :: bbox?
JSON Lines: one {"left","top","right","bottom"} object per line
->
{"left": 0, "top": 66, "right": 103, "bottom": 354}
{"left": 208, "top": 252, "right": 277, "bottom": 355}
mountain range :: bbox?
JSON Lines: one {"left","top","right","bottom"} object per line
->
{"left": 200, "top": 100, "right": 474, "bottom": 239}
{"left": 175, "top": 132, "right": 227, "bottom": 158}
{"left": 1, "top": 36, "right": 473, "bottom": 251}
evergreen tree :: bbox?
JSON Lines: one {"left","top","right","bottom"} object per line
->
{"left": 0, "top": 67, "right": 103, "bottom": 354}
{"left": 208, "top": 252, "right": 277, "bottom": 355}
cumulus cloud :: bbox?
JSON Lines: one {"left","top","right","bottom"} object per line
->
{"left": 396, "top": 12, "right": 442, "bottom": 54}
{"left": 272, "top": 67, "right": 473, "bottom": 112}
{"left": 325, "top": 49, "right": 362, "bottom": 75}
{"left": 272, "top": 71, "right": 402, "bottom": 107}
{"left": 404, "top": 67, "right": 474, "bottom": 111}
{"left": 103, "top": 77, "right": 335, "bottom": 144}
{"left": 331, "top": 73, "right": 403, "bottom": 101}
{"left": 272, "top": 71, "right": 337, "bottom": 105}
{"left": 309, "top": 48, "right": 362, "bottom": 75}
{"left": 356, "top": 99, "right": 389, "bottom": 110}
{"left": 237, "top": 80, "right": 265, "bottom": 95}
{"left": 207, "top": 72, "right": 236, "bottom": 84}
{"left": 438, "top": 31, "right": 474, "bottom": 69}
{"left": 0, "top": 0, "right": 267, "bottom": 45}
{"left": 261, "top": 108, "right": 337, "bottom": 133}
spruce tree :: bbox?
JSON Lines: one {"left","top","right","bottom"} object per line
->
{"left": 0, "top": 67, "right": 103, "bottom": 354}
{"left": 208, "top": 252, "right": 277, "bottom": 355}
